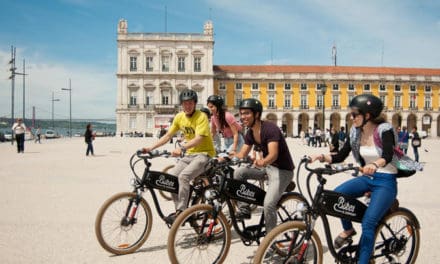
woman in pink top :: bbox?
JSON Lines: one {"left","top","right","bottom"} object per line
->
{"left": 207, "top": 95, "right": 244, "bottom": 154}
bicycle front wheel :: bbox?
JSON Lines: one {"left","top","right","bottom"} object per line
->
{"left": 373, "top": 208, "right": 420, "bottom": 264}
{"left": 253, "top": 221, "right": 323, "bottom": 264}
{"left": 168, "top": 204, "right": 231, "bottom": 264}
{"left": 95, "top": 192, "right": 153, "bottom": 255}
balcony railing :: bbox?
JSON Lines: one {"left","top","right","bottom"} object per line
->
{"left": 424, "top": 107, "right": 433, "bottom": 111}
{"left": 331, "top": 105, "right": 341, "bottom": 110}
{"left": 394, "top": 106, "right": 403, "bottom": 111}
{"left": 300, "top": 105, "right": 309, "bottom": 110}
{"left": 154, "top": 104, "right": 179, "bottom": 114}
{"left": 409, "top": 106, "right": 418, "bottom": 111}
{"left": 128, "top": 104, "right": 139, "bottom": 109}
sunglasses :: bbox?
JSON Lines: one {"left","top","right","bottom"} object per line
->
{"left": 350, "top": 112, "right": 362, "bottom": 118}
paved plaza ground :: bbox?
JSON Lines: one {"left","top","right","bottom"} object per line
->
{"left": 0, "top": 136, "right": 439, "bottom": 263}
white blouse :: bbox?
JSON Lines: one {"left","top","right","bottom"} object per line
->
{"left": 360, "top": 146, "right": 397, "bottom": 174}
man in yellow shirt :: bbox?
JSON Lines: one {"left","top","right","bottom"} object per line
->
{"left": 142, "top": 89, "right": 215, "bottom": 224}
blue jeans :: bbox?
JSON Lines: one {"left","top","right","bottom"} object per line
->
{"left": 86, "top": 142, "right": 94, "bottom": 155}
{"left": 334, "top": 172, "right": 397, "bottom": 264}
{"left": 413, "top": 146, "right": 419, "bottom": 162}
{"left": 224, "top": 134, "right": 244, "bottom": 153}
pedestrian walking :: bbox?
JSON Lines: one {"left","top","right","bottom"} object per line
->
{"left": 411, "top": 126, "right": 421, "bottom": 162}
{"left": 85, "top": 123, "right": 95, "bottom": 156}
{"left": 12, "top": 118, "right": 26, "bottom": 153}
{"left": 35, "top": 126, "right": 41, "bottom": 144}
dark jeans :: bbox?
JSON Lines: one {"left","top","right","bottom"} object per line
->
{"left": 86, "top": 142, "right": 94, "bottom": 156}
{"left": 15, "top": 134, "right": 25, "bottom": 153}
{"left": 413, "top": 146, "right": 419, "bottom": 162}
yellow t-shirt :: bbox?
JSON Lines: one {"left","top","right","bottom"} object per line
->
{"left": 169, "top": 110, "right": 216, "bottom": 157}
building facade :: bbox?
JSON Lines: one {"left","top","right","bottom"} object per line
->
{"left": 116, "top": 20, "right": 440, "bottom": 137}
{"left": 214, "top": 65, "right": 440, "bottom": 137}
{"left": 116, "top": 19, "right": 214, "bottom": 135}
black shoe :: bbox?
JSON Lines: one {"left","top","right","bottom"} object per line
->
{"left": 235, "top": 210, "right": 251, "bottom": 220}
{"left": 334, "top": 230, "right": 357, "bottom": 249}
{"left": 165, "top": 210, "right": 181, "bottom": 225}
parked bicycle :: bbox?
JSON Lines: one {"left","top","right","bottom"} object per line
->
{"left": 167, "top": 157, "right": 306, "bottom": 264}
{"left": 95, "top": 150, "right": 221, "bottom": 255}
{"left": 253, "top": 156, "right": 420, "bottom": 264}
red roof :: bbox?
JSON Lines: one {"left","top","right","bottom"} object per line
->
{"left": 213, "top": 65, "right": 440, "bottom": 76}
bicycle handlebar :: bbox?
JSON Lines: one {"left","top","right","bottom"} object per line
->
{"left": 300, "top": 155, "right": 360, "bottom": 176}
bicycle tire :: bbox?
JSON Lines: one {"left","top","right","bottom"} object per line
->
{"left": 95, "top": 192, "right": 153, "bottom": 255}
{"left": 253, "top": 221, "right": 323, "bottom": 264}
{"left": 168, "top": 204, "right": 231, "bottom": 264}
{"left": 277, "top": 192, "right": 308, "bottom": 224}
{"left": 159, "top": 165, "right": 175, "bottom": 201}
{"left": 373, "top": 208, "right": 420, "bottom": 264}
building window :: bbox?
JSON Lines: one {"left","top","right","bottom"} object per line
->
{"left": 252, "top": 94, "right": 259, "bottom": 100}
{"left": 300, "top": 94, "right": 308, "bottom": 108}
{"left": 410, "top": 85, "right": 416, "bottom": 92}
{"left": 219, "top": 83, "right": 226, "bottom": 90}
{"left": 284, "top": 83, "right": 291, "bottom": 90}
{"left": 332, "top": 83, "right": 339, "bottom": 90}
{"left": 332, "top": 94, "right": 339, "bottom": 107}
{"left": 161, "top": 55, "right": 170, "bottom": 72}
{"left": 316, "top": 83, "right": 326, "bottom": 91}
{"left": 130, "top": 56, "right": 137, "bottom": 72}
{"left": 300, "top": 83, "right": 307, "bottom": 90}
{"left": 410, "top": 94, "right": 416, "bottom": 108}
{"left": 317, "top": 95, "right": 323, "bottom": 108}
{"left": 284, "top": 97, "right": 291, "bottom": 108}
{"left": 235, "top": 83, "right": 242, "bottom": 90}
{"left": 146, "top": 117, "right": 153, "bottom": 129}
{"left": 235, "top": 94, "right": 242, "bottom": 107}
{"left": 194, "top": 57, "right": 201, "bottom": 72}
{"left": 162, "top": 95, "right": 170, "bottom": 105}
{"left": 380, "top": 95, "right": 386, "bottom": 108}
{"left": 379, "top": 84, "right": 386, "bottom": 91}
{"left": 129, "top": 115, "right": 136, "bottom": 129}
{"left": 252, "top": 83, "right": 259, "bottom": 90}
{"left": 348, "top": 84, "right": 355, "bottom": 91}
{"left": 364, "top": 84, "right": 370, "bottom": 91}
{"left": 130, "top": 91, "right": 137, "bottom": 105}
{"left": 425, "top": 85, "right": 432, "bottom": 92}
{"left": 425, "top": 95, "right": 431, "bottom": 109}
{"left": 178, "top": 56, "right": 185, "bottom": 72}
{"left": 394, "top": 84, "right": 401, "bottom": 92}
{"left": 348, "top": 94, "right": 355, "bottom": 104}
{"left": 394, "top": 95, "right": 401, "bottom": 108}
{"left": 145, "top": 56, "right": 153, "bottom": 72}
{"left": 268, "top": 94, "right": 275, "bottom": 108}
{"left": 268, "top": 83, "right": 275, "bottom": 90}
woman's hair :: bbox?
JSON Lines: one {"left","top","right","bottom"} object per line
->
{"left": 370, "top": 113, "right": 386, "bottom": 125}
{"left": 86, "top": 123, "right": 92, "bottom": 130}
{"left": 217, "top": 106, "right": 228, "bottom": 130}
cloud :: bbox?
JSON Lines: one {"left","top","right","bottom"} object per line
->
{"left": 0, "top": 47, "right": 116, "bottom": 120}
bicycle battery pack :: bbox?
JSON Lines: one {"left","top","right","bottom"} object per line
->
{"left": 224, "top": 178, "right": 266, "bottom": 206}
{"left": 146, "top": 171, "right": 179, "bottom": 194}
{"left": 318, "top": 190, "right": 367, "bottom": 223}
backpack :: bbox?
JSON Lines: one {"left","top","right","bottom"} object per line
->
{"left": 373, "top": 124, "right": 423, "bottom": 178}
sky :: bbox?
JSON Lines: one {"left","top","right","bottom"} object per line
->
{"left": 1, "top": 0, "right": 440, "bottom": 120}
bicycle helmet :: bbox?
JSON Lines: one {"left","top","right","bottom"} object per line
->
{"left": 239, "top": 98, "right": 263, "bottom": 115}
{"left": 179, "top": 89, "right": 198, "bottom": 104}
{"left": 207, "top": 95, "right": 224, "bottom": 108}
{"left": 349, "top": 94, "right": 383, "bottom": 118}
{"left": 200, "top": 107, "right": 211, "bottom": 119}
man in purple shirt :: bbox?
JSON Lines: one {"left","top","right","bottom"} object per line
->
{"left": 233, "top": 98, "right": 295, "bottom": 233}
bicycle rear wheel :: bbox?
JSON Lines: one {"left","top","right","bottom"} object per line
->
{"left": 95, "top": 192, "right": 153, "bottom": 255}
{"left": 253, "top": 221, "right": 323, "bottom": 264}
{"left": 168, "top": 204, "right": 231, "bottom": 264}
{"left": 373, "top": 208, "right": 420, "bottom": 264}
{"left": 277, "top": 192, "right": 308, "bottom": 224}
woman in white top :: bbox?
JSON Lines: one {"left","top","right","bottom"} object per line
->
{"left": 12, "top": 118, "right": 26, "bottom": 153}
{"left": 207, "top": 95, "right": 244, "bottom": 155}
{"left": 310, "top": 94, "right": 398, "bottom": 264}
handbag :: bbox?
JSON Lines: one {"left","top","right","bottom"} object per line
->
{"left": 412, "top": 138, "right": 421, "bottom": 147}
{"left": 374, "top": 126, "right": 423, "bottom": 178}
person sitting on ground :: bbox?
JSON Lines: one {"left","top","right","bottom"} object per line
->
{"left": 310, "top": 94, "right": 398, "bottom": 264}
{"left": 141, "top": 89, "right": 216, "bottom": 224}
{"left": 233, "top": 98, "right": 295, "bottom": 233}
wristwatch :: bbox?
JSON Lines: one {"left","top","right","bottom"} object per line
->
{"left": 180, "top": 146, "right": 187, "bottom": 154}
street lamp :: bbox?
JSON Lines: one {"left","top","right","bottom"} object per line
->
{"left": 61, "top": 79, "right": 72, "bottom": 137}
{"left": 321, "top": 83, "right": 327, "bottom": 131}
{"left": 51, "top": 92, "right": 60, "bottom": 129}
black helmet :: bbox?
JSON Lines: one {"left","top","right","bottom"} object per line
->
{"left": 239, "top": 98, "right": 263, "bottom": 114}
{"left": 349, "top": 94, "right": 383, "bottom": 118}
{"left": 179, "top": 89, "right": 198, "bottom": 104}
{"left": 207, "top": 95, "right": 224, "bottom": 108}
{"left": 200, "top": 107, "right": 211, "bottom": 119}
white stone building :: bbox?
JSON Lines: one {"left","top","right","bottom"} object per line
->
{"left": 116, "top": 19, "right": 214, "bottom": 135}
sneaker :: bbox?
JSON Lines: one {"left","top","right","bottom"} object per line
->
{"left": 164, "top": 210, "right": 182, "bottom": 225}
{"left": 235, "top": 210, "right": 251, "bottom": 220}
